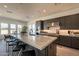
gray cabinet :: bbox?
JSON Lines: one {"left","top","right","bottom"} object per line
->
{"left": 57, "top": 36, "right": 71, "bottom": 47}
{"left": 57, "top": 36, "right": 79, "bottom": 49}
{"left": 60, "top": 14, "right": 79, "bottom": 29}
{"left": 43, "top": 14, "right": 79, "bottom": 29}
{"left": 71, "top": 37, "right": 79, "bottom": 49}
{"left": 39, "top": 14, "right": 79, "bottom": 29}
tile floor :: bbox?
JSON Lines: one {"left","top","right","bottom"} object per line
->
{"left": 0, "top": 39, "right": 8, "bottom": 56}
{"left": 0, "top": 39, "right": 79, "bottom": 56}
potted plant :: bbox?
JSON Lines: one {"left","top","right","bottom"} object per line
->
{"left": 21, "top": 26, "right": 27, "bottom": 34}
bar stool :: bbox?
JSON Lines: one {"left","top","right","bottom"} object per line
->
{"left": 4, "top": 35, "right": 36, "bottom": 56}
{"left": 6, "top": 37, "right": 19, "bottom": 55}
{"left": 8, "top": 39, "right": 23, "bottom": 55}
{"left": 12, "top": 42, "right": 26, "bottom": 56}
{"left": 19, "top": 44, "right": 36, "bottom": 56}
{"left": 4, "top": 35, "right": 14, "bottom": 53}
{"left": 21, "top": 46, "right": 36, "bottom": 56}
{"left": 12, "top": 42, "right": 36, "bottom": 56}
{"left": 6, "top": 38, "right": 18, "bottom": 52}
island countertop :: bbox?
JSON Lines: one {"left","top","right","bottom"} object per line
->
{"left": 19, "top": 34, "right": 57, "bottom": 50}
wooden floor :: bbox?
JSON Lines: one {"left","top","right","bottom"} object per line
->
{"left": 0, "top": 39, "right": 79, "bottom": 56}
{"left": 57, "top": 45, "right": 79, "bottom": 56}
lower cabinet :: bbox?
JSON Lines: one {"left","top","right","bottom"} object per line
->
{"left": 60, "top": 36, "right": 71, "bottom": 47}
{"left": 34, "top": 42, "right": 57, "bottom": 56}
{"left": 56, "top": 36, "right": 79, "bottom": 50}
{"left": 57, "top": 36, "right": 71, "bottom": 47}
{"left": 47, "top": 42, "right": 56, "bottom": 56}
{"left": 71, "top": 37, "right": 79, "bottom": 49}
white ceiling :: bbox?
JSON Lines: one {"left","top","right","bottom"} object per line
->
{"left": 0, "top": 3, "right": 79, "bottom": 22}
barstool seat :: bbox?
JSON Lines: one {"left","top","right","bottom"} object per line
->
{"left": 13, "top": 45, "right": 22, "bottom": 52}
{"left": 12, "top": 42, "right": 26, "bottom": 52}
{"left": 8, "top": 42, "right": 17, "bottom": 46}
{"left": 22, "top": 50, "right": 36, "bottom": 56}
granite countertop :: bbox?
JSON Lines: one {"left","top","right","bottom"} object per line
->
{"left": 19, "top": 34, "right": 57, "bottom": 50}
{"left": 40, "top": 32, "right": 79, "bottom": 37}
{"left": 40, "top": 33, "right": 59, "bottom": 37}
{"left": 59, "top": 34, "right": 79, "bottom": 37}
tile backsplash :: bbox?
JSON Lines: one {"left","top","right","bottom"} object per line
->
{"left": 59, "top": 30, "right": 79, "bottom": 35}
{"left": 59, "top": 30, "right": 68, "bottom": 35}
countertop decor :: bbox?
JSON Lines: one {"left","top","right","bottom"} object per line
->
{"left": 21, "top": 26, "right": 27, "bottom": 34}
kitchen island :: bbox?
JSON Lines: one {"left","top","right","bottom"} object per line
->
{"left": 39, "top": 31, "right": 79, "bottom": 50}
{"left": 19, "top": 34, "right": 57, "bottom": 56}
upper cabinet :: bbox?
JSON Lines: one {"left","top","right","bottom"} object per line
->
{"left": 60, "top": 14, "right": 79, "bottom": 29}
{"left": 36, "top": 14, "right": 79, "bottom": 30}
{"left": 44, "top": 21, "right": 60, "bottom": 30}
{"left": 44, "top": 14, "right": 79, "bottom": 29}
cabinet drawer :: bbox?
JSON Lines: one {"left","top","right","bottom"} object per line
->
{"left": 71, "top": 37, "right": 79, "bottom": 49}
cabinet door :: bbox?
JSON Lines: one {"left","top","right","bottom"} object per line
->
{"left": 56, "top": 36, "right": 65, "bottom": 45}
{"left": 57, "top": 36, "right": 71, "bottom": 47}
{"left": 47, "top": 42, "right": 56, "bottom": 56}
{"left": 71, "top": 37, "right": 79, "bottom": 49}
{"left": 62, "top": 36, "right": 71, "bottom": 47}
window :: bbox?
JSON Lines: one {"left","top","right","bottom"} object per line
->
{"left": 1, "top": 23, "right": 8, "bottom": 29}
{"left": 1, "top": 30, "right": 8, "bottom": 34}
{"left": 10, "top": 24, "right": 16, "bottom": 29}
{"left": 18, "top": 25, "right": 22, "bottom": 29}
{"left": 10, "top": 30, "right": 16, "bottom": 34}
{"left": 17, "top": 25, "right": 22, "bottom": 34}
{"left": 0, "top": 23, "right": 9, "bottom": 35}
{"left": 10, "top": 24, "right": 16, "bottom": 34}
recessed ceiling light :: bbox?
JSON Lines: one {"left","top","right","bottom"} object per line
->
{"left": 3, "top": 5, "right": 8, "bottom": 8}
{"left": 26, "top": 16, "right": 30, "bottom": 19}
{"left": 43, "top": 9, "right": 46, "bottom": 13}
